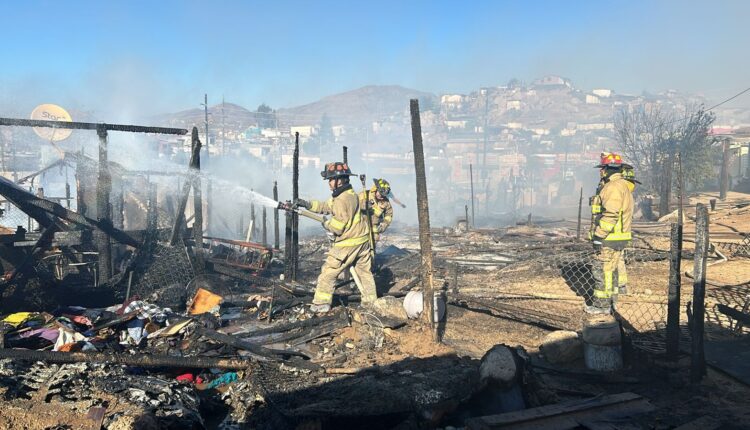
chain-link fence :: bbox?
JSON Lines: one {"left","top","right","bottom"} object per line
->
{"left": 454, "top": 226, "right": 750, "bottom": 354}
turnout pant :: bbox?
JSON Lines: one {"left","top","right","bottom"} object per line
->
{"left": 592, "top": 247, "right": 624, "bottom": 307}
{"left": 313, "top": 242, "right": 377, "bottom": 306}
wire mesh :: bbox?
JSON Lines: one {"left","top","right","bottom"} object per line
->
{"left": 0, "top": 201, "right": 34, "bottom": 232}
{"left": 129, "top": 240, "right": 196, "bottom": 308}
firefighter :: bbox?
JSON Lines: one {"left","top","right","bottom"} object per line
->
{"left": 592, "top": 158, "right": 640, "bottom": 297}
{"left": 294, "top": 162, "right": 378, "bottom": 313}
{"left": 359, "top": 178, "right": 394, "bottom": 241}
{"left": 587, "top": 152, "right": 634, "bottom": 314}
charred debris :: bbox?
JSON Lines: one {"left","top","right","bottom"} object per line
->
{"left": 0, "top": 112, "right": 749, "bottom": 430}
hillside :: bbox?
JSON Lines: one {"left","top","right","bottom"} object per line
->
{"left": 278, "top": 85, "right": 437, "bottom": 126}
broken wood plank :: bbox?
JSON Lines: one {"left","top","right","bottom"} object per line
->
{"left": 465, "top": 392, "right": 654, "bottom": 430}
{"left": 83, "top": 406, "right": 107, "bottom": 430}
{"left": 0, "top": 347, "right": 254, "bottom": 370}
{"left": 193, "top": 325, "right": 309, "bottom": 360}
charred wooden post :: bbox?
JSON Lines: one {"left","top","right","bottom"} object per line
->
{"left": 343, "top": 145, "right": 348, "bottom": 164}
{"left": 146, "top": 183, "right": 158, "bottom": 238}
{"left": 273, "top": 181, "right": 280, "bottom": 249}
{"left": 112, "top": 182, "right": 124, "bottom": 230}
{"left": 75, "top": 153, "right": 88, "bottom": 217}
{"left": 292, "top": 131, "right": 300, "bottom": 281}
{"left": 469, "top": 163, "right": 475, "bottom": 228}
{"left": 576, "top": 187, "right": 583, "bottom": 241}
{"left": 262, "top": 207, "right": 268, "bottom": 246}
{"left": 284, "top": 211, "right": 293, "bottom": 280}
{"left": 410, "top": 99, "right": 437, "bottom": 342}
{"left": 251, "top": 202, "right": 257, "bottom": 241}
{"left": 64, "top": 182, "right": 71, "bottom": 209}
{"left": 691, "top": 204, "right": 708, "bottom": 382}
{"left": 95, "top": 125, "right": 113, "bottom": 282}
{"left": 465, "top": 205, "right": 469, "bottom": 229}
{"left": 169, "top": 127, "right": 202, "bottom": 246}
{"left": 666, "top": 222, "right": 683, "bottom": 360}
{"left": 720, "top": 138, "right": 730, "bottom": 200}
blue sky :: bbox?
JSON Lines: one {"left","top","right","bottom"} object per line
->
{"left": 1, "top": 0, "right": 748, "bottom": 119}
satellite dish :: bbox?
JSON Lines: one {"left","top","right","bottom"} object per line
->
{"left": 30, "top": 104, "right": 73, "bottom": 141}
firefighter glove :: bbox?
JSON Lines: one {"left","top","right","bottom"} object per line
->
{"left": 592, "top": 236, "right": 604, "bottom": 252}
{"left": 293, "top": 198, "right": 311, "bottom": 210}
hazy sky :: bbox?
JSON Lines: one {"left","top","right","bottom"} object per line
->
{"left": 1, "top": 0, "right": 749, "bottom": 119}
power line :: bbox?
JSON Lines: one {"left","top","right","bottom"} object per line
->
{"left": 705, "top": 86, "right": 750, "bottom": 111}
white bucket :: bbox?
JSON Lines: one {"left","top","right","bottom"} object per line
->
{"left": 403, "top": 291, "right": 446, "bottom": 321}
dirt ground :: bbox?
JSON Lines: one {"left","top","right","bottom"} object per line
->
{"left": 0, "top": 191, "right": 748, "bottom": 429}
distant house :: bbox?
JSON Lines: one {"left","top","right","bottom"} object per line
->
{"left": 331, "top": 125, "right": 345, "bottom": 137}
{"left": 593, "top": 89, "right": 613, "bottom": 98}
{"left": 586, "top": 95, "right": 600, "bottom": 104}
{"left": 533, "top": 75, "right": 572, "bottom": 88}
{"left": 577, "top": 123, "right": 614, "bottom": 131}
{"left": 261, "top": 129, "right": 281, "bottom": 138}
{"left": 441, "top": 94, "right": 464, "bottom": 110}
{"left": 506, "top": 100, "right": 521, "bottom": 110}
{"left": 444, "top": 120, "right": 468, "bottom": 130}
{"left": 291, "top": 125, "right": 315, "bottom": 138}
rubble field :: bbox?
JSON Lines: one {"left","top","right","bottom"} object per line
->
{"left": 0, "top": 190, "right": 749, "bottom": 430}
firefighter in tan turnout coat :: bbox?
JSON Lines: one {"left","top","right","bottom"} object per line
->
{"left": 294, "top": 162, "right": 378, "bottom": 313}
{"left": 359, "top": 178, "right": 394, "bottom": 242}
{"left": 588, "top": 153, "right": 635, "bottom": 314}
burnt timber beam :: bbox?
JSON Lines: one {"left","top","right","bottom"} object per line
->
{"left": 169, "top": 127, "right": 202, "bottom": 246}
{"left": 0, "top": 176, "right": 139, "bottom": 247}
{"left": 0, "top": 347, "right": 253, "bottom": 370}
{"left": 0, "top": 117, "right": 187, "bottom": 135}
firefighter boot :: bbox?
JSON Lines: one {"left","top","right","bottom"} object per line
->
{"left": 310, "top": 303, "right": 331, "bottom": 314}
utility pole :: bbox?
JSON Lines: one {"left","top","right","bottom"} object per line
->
{"left": 482, "top": 88, "right": 490, "bottom": 215}
{"left": 202, "top": 94, "right": 212, "bottom": 234}
{"left": 720, "top": 138, "right": 730, "bottom": 200}
{"left": 222, "top": 96, "right": 226, "bottom": 155}
{"left": 469, "top": 163, "right": 475, "bottom": 228}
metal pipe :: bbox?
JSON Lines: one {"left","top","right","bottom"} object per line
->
{"left": 409, "top": 99, "right": 437, "bottom": 342}
{"left": 691, "top": 204, "right": 708, "bottom": 382}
